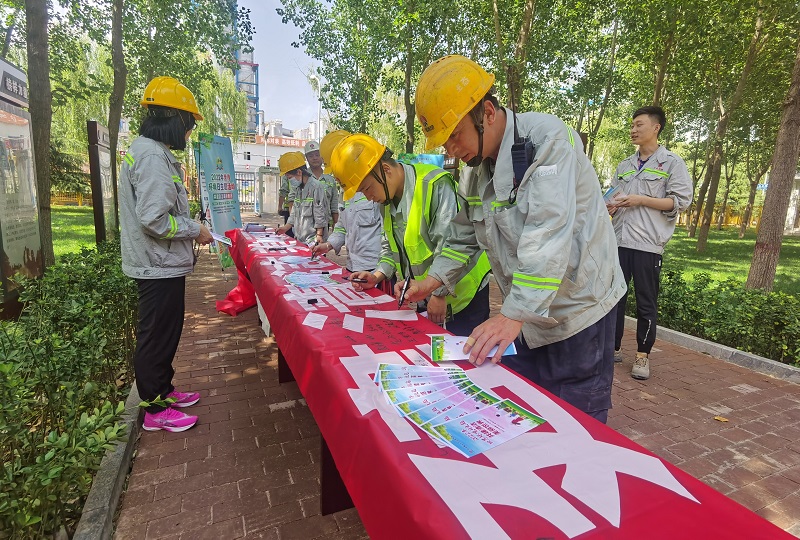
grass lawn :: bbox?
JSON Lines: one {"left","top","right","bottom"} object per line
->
{"left": 50, "top": 206, "right": 799, "bottom": 295}
{"left": 663, "top": 227, "right": 800, "bottom": 296}
{"left": 52, "top": 205, "right": 96, "bottom": 260}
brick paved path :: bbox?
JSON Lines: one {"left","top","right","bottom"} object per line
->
{"left": 114, "top": 215, "right": 800, "bottom": 539}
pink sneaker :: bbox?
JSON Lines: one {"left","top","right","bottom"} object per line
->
{"left": 166, "top": 390, "right": 200, "bottom": 408}
{"left": 143, "top": 408, "right": 198, "bottom": 432}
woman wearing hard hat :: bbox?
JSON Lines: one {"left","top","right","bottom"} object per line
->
{"left": 119, "top": 76, "right": 213, "bottom": 432}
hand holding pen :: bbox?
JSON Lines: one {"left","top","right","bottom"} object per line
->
{"left": 348, "top": 271, "right": 378, "bottom": 291}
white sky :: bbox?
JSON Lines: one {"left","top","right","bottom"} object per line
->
{"left": 239, "top": 0, "right": 321, "bottom": 132}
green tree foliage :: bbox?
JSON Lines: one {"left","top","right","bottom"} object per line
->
{"left": 49, "top": 143, "right": 89, "bottom": 196}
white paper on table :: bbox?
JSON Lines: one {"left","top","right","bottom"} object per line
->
{"left": 430, "top": 334, "right": 517, "bottom": 362}
{"left": 342, "top": 314, "right": 364, "bottom": 333}
{"left": 365, "top": 309, "right": 418, "bottom": 322}
{"left": 303, "top": 312, "right": 327, "bottom": 330}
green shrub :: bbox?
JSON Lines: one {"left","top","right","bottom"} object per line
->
{"left": 189, "top": 199, "right": 201, "bottom": 220}
{"left": 0, "top": 240, "right": 137, "bottom": 538}
{"left": 626, "top": 271, "right": 800, "bottom": 366}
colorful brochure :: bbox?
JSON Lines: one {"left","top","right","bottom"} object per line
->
{"left": 383, "top": 379, "right": 463, "bottom": 406}
{"left": 430, "top": 400, "right": 547, "bottom": 458}
{"left": 379, "top": 370, "right": 467, "bottom": 392}
{"left": 408, "top": 386, "right": 499, "bottom": 429}
{"left": 430, "top": 335, "right": 517, "bottom": 362}
{"left": 393, "top": 382, "right": 472, "bottom": 416}
{"left": 376, "top": 363, "right": 464, "bottom": 382}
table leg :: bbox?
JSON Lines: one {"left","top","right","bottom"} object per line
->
{"left": 278, "top": 348, "right": 295, "bottom": 383}
{"left": 320, "top": 437, "right": 354, "bottom": 515}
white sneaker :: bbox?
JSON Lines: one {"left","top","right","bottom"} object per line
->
{"left": 614, "top": 349, "right": 623, "bottom": 363}
{"left": 631, "top": 353, "right": 650, "bottom": 380}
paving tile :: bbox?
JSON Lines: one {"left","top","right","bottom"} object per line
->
{"left": 277, "top": 513, "right": 340, "bottom": 539}
{"left": 243, "top": 502, "right": 305, "bottom": 533}
{"left": 146, "top": 506, "right": 211, "bottom": 539}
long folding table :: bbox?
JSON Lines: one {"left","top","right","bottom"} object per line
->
{"left": 223, "top": 228, "right": 790, "bottom": 540}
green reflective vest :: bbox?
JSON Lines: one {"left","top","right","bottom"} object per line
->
{"left": 384, "top": 163, "right": 490, "bottom": 315}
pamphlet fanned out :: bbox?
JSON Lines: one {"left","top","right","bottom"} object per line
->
{"left": 374, "top": 363, "right": 546, "bottom": 457}
{"left": 430, "top": 400, "right": 547, "bottom": 458}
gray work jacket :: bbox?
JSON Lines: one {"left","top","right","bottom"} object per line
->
{"left": 287, "top": 176, "right": 328, "bottom": 244}
{"left": 327, "top": 192, "right": 383, "bottom": 271}
{"left": 428, "top": 109, "right": 626, "bottom": 348}
{"left": 611, "top": 145, "right": 693, "bottom": 254}
{"left": 119, "top": 136, "right": 200, "bottom": 279}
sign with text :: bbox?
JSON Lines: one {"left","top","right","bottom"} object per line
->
{"left": 87, "top": 120, "right": 117, "bottom": 243}
{"left": 266, "top": 136, "right": 309, "bottom": 148}
{"left": 0, "top": 99, "right": 42, "bottom": 313}
{"left": 0, "top": 58, "right": 28, "bottom": 108}
{"left": 195, "top": 134, "right": 242, "bottom": 269}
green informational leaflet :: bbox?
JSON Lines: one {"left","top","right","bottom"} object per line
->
{"left": 431, "top": 400, "right": 547, "bottom": 458}
{"left": 394, "top": 382, "right": 476, "bottom": 415}
{"left": 410, "top": 387, "right": 500, "bottom": 433}
{"left": 430, "top": 334, "right": 516, "bottom": 362}
{"left": 372, "top": 362, "right": 547, "bottom": 457}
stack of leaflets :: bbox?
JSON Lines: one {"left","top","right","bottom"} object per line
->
{"left": 374, "top": 363, "right": 546, "bottom": 458}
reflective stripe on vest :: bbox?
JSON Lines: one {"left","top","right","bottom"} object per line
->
{"left": 385, "top": 163, "right": 490, "bottom": 314}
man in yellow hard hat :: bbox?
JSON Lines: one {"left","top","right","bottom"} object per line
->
{"left": 402, "top": 55, "right": 626, "bottom": 423}
{"left": 119, "top": 76, "right": 213, "bottom": 432}
{"left": 331, "top": 133, "right": 491, "bottom": 336}
{"left": 275, "top": 151, "right": 328, "bottom": 244}
{"left": 312, "top": 130, "right": 383, "bottom": 273}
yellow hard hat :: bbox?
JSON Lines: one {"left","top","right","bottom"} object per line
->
{"left": 140, "top": 76, "right": 204, "bottom": 121}
{"left": 320, "top": 130, "right": 351, "bottom": 174}
{"left": 278, "top": 151, "right": 307, "bottom": 176}
{"left": 330, "top": 134, "right": 385, "bottom": 201}
{"left": 415, "top": 55, "right": 495, "bottom": 151}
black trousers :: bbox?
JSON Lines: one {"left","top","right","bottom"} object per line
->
{"left": 447, "top": 284, "right": 491, "bottom": 337}
{"left": 279, "top": 209, "right": 295, "bottom": 238}
{"left": 134, "top": 277, "right": 186, "bottom": 413}
{"left": 614, "top": 247, "right": 662, "bottom": 355}
{"left": 502, "top": 308, "right": 616, "bottom": 424}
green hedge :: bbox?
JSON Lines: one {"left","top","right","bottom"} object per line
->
{"left": 626, "top": 271, "right": 800, "bottom": 366}
{"left": 0, "top": 241, "right": 137, "bottom": 538}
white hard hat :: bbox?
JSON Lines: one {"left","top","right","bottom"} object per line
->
{"left": 304, "top": 140, "right": 320, "bottom": 154}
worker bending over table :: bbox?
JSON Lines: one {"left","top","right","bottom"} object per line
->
{"left": 331, "top": 133, "right": 491, "bottom": 336}
{"left": 400, "top": 55, "right": 626, "bottom": 423}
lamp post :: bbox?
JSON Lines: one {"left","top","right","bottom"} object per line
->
{"left": 309, "top": 73, "right": 321, "bottom": 140}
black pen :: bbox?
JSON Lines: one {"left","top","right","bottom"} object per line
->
{"left": 398, "top": 279, "right": 410, "bottom": 308}
{"left": 349, "top": 277, "right": 369, "bottom": 283}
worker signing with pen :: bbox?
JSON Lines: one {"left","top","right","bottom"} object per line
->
{"left": 399, "top": 55, "right": 626, "bottom": 423}
{"left": 330, "top": 133, "right": 491, "bottom": 337}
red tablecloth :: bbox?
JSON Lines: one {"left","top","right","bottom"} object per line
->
{"left": 226, "top": 228, "right": 790, "bottom": 540}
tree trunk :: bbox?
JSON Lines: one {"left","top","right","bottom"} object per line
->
{"left": 509, "top": 0, "right": 536, "bottom": 108}
{"left": 588, "top": 19, "right": 618, "bottom": 159}
{"left": 746, "top": 31, "right": 800, "bottom": 291}
{"left": 491, "top": 0, "right": 507, "bottom": 106}
{"left": 653, "top": 28, "right": 675, "bottom": 106}
{"left": 108, "top": 0, "right": 126, "bottom": 236}
{"left": 716, "top": 154, "right": 735, "bottom": 230}
{"left": 696, "top": 7, "right": 765, "bottom": 252}
{"left": 739, "top": 173, "right": 762, "bottom": 238}
{"left": 688, "top": 160, "right": 712, "bottom": 237}
{"left": 403, "top": 28, "right": 414, "bottom": 153}
{"left": 696, "top": 141, "right": 723, "bottom": 251}
{"left": 25, "top": 0, "right": 54, "bottom": 267}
